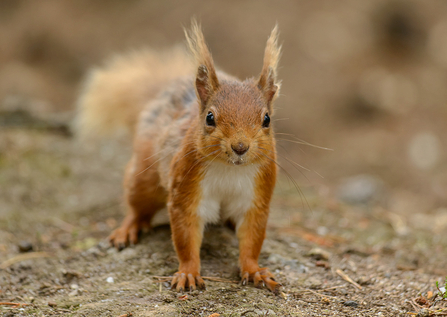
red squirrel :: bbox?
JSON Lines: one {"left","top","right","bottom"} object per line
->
{"left": 77, "top": 22, "right": 282, "bottom": 293}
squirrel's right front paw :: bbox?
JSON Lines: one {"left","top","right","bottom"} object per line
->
{"left": 171, "top": 272, "right": 206, "bottom": 292}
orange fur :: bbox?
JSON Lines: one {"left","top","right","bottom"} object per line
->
{"left": 77, "top": 22, "right": 282, "bottom": 293}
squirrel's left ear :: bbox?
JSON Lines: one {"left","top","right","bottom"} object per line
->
{"left": 258, "top": 25, "right": 281, "bottom": 113}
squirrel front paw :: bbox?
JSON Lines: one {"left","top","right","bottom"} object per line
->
{"left": 171, "top": 271, "right": 206, "bottom": 292}
{"left": 108, "top": 217, "right": 141, "bottom": 250}
{"left": 241, "top": 267, "right": 281, "bottom": 294}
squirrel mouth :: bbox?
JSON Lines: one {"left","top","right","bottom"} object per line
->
{"left": 230, "top": 157, "right": 246, "bottom": 166}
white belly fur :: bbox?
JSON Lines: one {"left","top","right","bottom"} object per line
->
{"left": 197, "top": 161, "right": 259, "bottom": 228}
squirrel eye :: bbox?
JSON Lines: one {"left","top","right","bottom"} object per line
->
{"left": 262, "top": 113, "right": 270, "bottom": 128}
{"left": 206, "top": 111, "right": 215, "bottom": 127}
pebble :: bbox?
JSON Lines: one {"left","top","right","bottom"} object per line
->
{"left": 267, "top": 253, "right": 307, "bottom": 273}
{"left": 417, "top": 309, "right": 430, "bottom": 317}
{"left": 18, "top": 241, "right": 33, "bottom": 253}
{"left": 106, "top": 277, "right": 114, "bottom": 283}
{"left": 117, "top": 247, "right": 137, "bottom": 260}
{"left": 343, "top": 300, "right": 359, "bottom": 307}
{"left": 307, "top": 247, "right": 331, "bottom": 261}
{"left": 68, "top": 290, "right": 79, "bottom": 296}
{"left": 48, "top": 301, "right": 57, "bottom": 307}
{"left": 268, "top": 253, "right": 288, "bottom": 264}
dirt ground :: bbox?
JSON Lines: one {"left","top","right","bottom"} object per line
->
{"left": 0, "top": 128, "right": 446, "bottom": 316}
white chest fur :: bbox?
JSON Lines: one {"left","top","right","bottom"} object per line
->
{"left": 197, "top": 162, "right": 259, "bottom": 228}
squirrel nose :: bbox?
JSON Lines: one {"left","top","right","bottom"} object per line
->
{"left": 231, "top": 142, "right": 249, "bottom": 156}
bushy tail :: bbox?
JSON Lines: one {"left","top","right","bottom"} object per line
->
{"left": 75, "top": 46, "right": 192, "bottom": 139}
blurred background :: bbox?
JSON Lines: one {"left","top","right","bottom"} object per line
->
{"left": 0, "top": 0, "right": 446, "bottom": 233}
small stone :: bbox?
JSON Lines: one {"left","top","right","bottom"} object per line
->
{"left": 117, "top": 247, "right": 137, "bottom": 260}
{"left": 268, "top": 253, "right": 288, "bottom": 264}
{"left": 70, "top": 284, "right": 79, "bottom": 289}
{"left": 48, "top": 301, "right": 57, "bottom": 307}
{"left": 18, "top": 241, "right": 33, "bottom": 253}
{"left": 303, "top": 276, "right": 322, "bottom": 288}
{"left": 106, "top": 277, "right": 114, "bottom": 283}
{"left": 307, "top": 247, "right": 331, "bottom": 261}
{"left": 343, "top": 300, "right": 359, "bottom": 307}
{"left": 97, "top": 240, "right": 110, "bottom": 250}
{"left": 417, "top": 308, "right": 430, "bottom": 317}
{"left": 316, "top": 226, "right": 328, "bottom": 236}
{"left": 86, "top": 246, "right": 102, "bottom": 256}
{"left": 68, "top": 290, "right": 79, "bottom": 296}
{"left": 315, "top": 260, "right": 331, "bottom": 269}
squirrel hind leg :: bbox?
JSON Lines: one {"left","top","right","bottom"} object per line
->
{"left": 109, "top": 153, "right": 168, "bottom": 250}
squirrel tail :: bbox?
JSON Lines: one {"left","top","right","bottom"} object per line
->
{"left": 74, "top": 46, "right": 192, "bottom": 139}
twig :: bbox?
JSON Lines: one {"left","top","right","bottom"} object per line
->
{"left": 0, "top": 252, "right": 52, "bottom": 269}
{"left": 0, "top": 302, "right": 29, "bottom": 308}
{"left": 52, "top": 217, "right": 75, "bottom": 233}
{"left": 411, "top": 298, "right": 424, "bottom": 309}
{"left": 406, "top": 299, "right": 419, "bottom": 314}
{"left": 318, "top": 285, "right": 345, "bottom": 291}
{"left": 335, "top": 269, "right": 362, "bottom": 290}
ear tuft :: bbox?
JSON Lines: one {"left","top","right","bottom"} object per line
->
{"left": 184, "top": 20, "right": 219, "bottom": 110}
{"left": 258, "top": 25, "right": 282, "bottom": 110}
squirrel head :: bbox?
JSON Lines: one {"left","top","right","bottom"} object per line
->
{"left": 185, "top": 22, "right": 281, "bottom": 166}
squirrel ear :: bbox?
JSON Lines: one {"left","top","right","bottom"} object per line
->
{"left": 258, "top": 67, "right": 280, "bottom": 109}
{"left": 196, "top": 64, "right": 218, "bottom": 109}
{"left": 185, "top": 20, "right": 219, "bottom": 111}
{"left": 258, "top": 25, "right": 281, "bottom": 111}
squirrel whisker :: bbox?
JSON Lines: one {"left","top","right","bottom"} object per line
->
{"left": 172, "top": 149, "right": 222, "bottom": 201}
{"left": 173, "top": 144, "right": 220, "bottom": 165}
{"left": 256, "top": 151, "right": 311, "bottom": 211}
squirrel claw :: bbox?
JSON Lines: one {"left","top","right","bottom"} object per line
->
{"left": 240, "top": 267, "right": 281, "bottom": 294}
{"left": 241, "top": 272, "right": 249, "bottom": 286}
{"left": 108, "top": 216, "right": 141, "bottom": 250}
{"left": 171, "top": 272, "right": 205, "bottom": 292}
